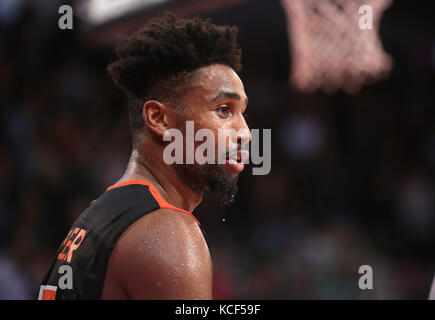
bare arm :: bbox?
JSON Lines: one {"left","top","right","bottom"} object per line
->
{"left": 102, "top": 208, "right": 213, "bottom": 299}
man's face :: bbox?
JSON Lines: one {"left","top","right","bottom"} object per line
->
{"left": 173, "top": 64, "right": 251, "bottom": 204}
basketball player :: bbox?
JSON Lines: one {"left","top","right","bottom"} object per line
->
{"left": 38, "top": 15, "right": 250, "bottom": 299}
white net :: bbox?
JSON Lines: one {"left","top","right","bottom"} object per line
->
{"left": 281, "top": 0, "right": 394, "bottom": 94}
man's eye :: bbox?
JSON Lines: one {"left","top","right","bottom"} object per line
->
{"left": 216, "top": 106, "right": 231, "bottom": 118}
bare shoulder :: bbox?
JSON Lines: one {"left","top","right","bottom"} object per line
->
{"left": 102, "top": 208, "right": 212, "bottom": 300}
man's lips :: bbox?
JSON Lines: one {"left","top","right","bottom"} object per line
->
{"left": 225, "top": 150, "right": 249, "bottom": 172}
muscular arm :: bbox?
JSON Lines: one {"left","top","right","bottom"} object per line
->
{"left": 101, "top": 208, "right": 213, "bottom": 299}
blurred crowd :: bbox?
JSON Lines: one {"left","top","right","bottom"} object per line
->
{"left": 0, "top": 0, "right": 434, "bottom": 299}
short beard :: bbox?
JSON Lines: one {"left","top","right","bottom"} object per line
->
{"left": 175, "top": 163, "right": 239, "bottom": 206}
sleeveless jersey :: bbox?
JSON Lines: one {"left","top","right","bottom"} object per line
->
{"left": 38, "top": 180, "right": 203, "bottom": 300}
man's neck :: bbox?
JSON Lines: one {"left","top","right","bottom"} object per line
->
{"left": 117, "top": 149, "right": 203, "bottom": 213}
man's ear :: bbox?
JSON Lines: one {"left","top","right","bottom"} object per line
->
{"left": 142, "top": 100, "right": 175, "bottom": 136}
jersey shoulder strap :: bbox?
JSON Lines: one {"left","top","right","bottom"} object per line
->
{"left": 38, "top": 180, "right": 202, "bottom": 300}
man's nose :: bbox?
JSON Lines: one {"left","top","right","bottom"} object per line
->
{"left": 235, "top": 114, "right": 252, "bottom": 145}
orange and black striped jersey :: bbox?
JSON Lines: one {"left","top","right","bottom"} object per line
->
{"left": 38, "top": 180, "right": 203, "bottom": 300}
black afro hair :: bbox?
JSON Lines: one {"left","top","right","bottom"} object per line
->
{"left": 108, "top": 14, "right": 242, "bottom": 98}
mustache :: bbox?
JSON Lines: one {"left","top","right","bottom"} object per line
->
{"left": 224, "top": 143, "right": 249, "bottom": 156}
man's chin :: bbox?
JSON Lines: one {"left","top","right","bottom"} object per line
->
{"left": 198, "top": 164, "right": 239, "bottom": 206}
{"left": 174, "top": 162, "right": 239, "bottom": 205}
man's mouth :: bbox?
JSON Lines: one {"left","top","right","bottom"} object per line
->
{"left": 225, "top": 150, "right": 249, "bottom": 172}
